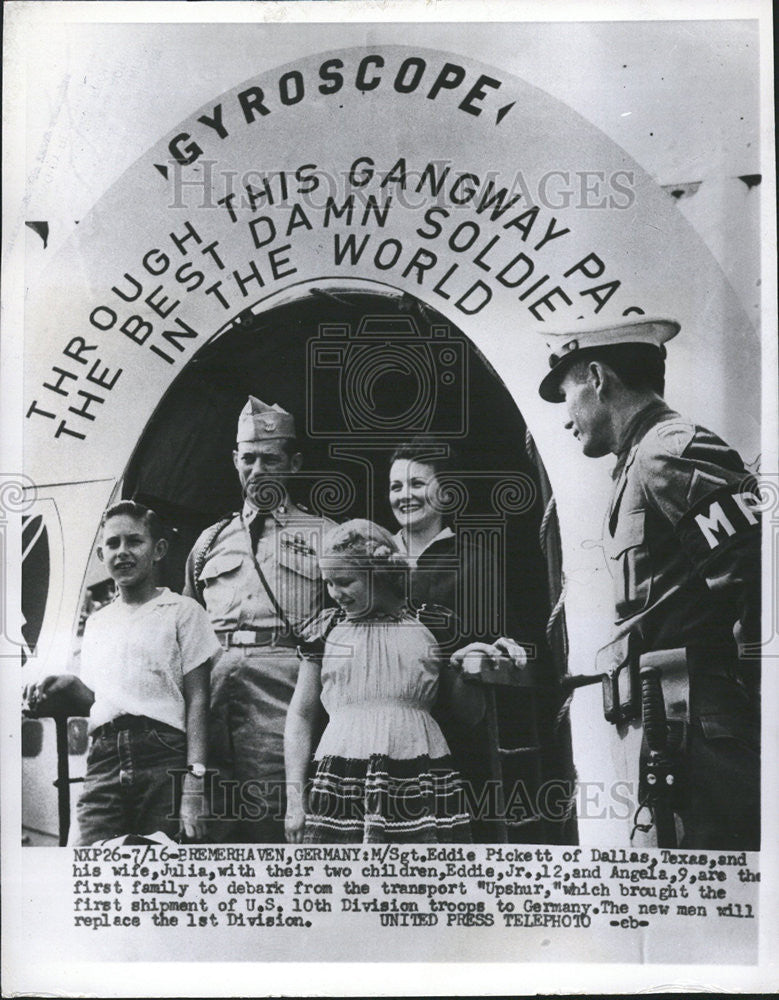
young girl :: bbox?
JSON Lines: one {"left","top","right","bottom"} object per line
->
{"left": 284, "top": 520, "right": 474, "bottom": 844}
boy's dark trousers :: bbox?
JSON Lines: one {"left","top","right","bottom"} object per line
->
{"left": 74, "top": 715, "right": 186, "bottom": 845}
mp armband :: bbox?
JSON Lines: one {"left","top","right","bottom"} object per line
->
{"left": 675, "top": 483, "right": 761, "bottom": 570}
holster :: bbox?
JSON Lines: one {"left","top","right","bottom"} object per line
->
{"left": 597, "top": 640, "right": 694, "bottom": 845}
{"left": 597, "top": 632, "right": 641, "bottom": 725}
{"left": 597, "top": 637, "right": 691, "bottom": 728}
{"left": 638, "top": 648, "right": 690, "bottom": 727}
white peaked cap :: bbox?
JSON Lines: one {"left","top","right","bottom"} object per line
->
{"left": 537, "top": 317, "right": 680, "bottom": 402}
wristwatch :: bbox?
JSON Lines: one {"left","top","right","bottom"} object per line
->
{"left": 187, "top": 763, "right": 207, "bottom": 778}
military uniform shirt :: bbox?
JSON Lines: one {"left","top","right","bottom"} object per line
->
{"left": 604, "top": 402, "right": 760, "bottom": 654}
{"left": 184, "top": 501, "right": 334, "bottom": 631}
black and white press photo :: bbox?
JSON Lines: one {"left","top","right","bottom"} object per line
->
{"left": 2, "top": 1, "right": 776, "bottom": 995}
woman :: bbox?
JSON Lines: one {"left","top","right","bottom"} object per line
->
{"left": 387, "top": 439, "right": 526, "bottom": 841}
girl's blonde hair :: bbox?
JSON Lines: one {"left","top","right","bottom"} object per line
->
{"left": 321, "top": 519, "right": 408, "bottom": 597}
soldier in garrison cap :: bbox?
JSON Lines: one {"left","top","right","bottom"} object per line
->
{"left": 184, "top": 397, "right": 334, "bottom": 842}
{"left": 539, "top": 317, "right": 760, "bottom": 850}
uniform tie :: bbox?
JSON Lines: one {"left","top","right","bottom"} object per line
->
{"left": 249, "top": 514, "right": 264, "bottom": 553}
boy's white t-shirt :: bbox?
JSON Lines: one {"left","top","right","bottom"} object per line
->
{"left": 80, "top": 588, "right": 221, "bottom": 733}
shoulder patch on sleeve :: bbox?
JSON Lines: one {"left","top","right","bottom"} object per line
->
{"left": 653, "top": 419, "right": 696, "bottom": 457}
{"left": 686, "top": 468, "right": 730, "bottom": 507}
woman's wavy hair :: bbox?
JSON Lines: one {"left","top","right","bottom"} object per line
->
{"left": 389, "top": 438, "right": 460, "bottom": 477}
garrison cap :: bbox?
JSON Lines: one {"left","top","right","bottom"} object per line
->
{"left": 237, "top": 396, "right": 296, "bottom": 441}
{"left": 538, "top": 317, "right": 680, "bottom": 402}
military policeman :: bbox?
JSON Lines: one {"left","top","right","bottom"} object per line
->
{"left": 538, "top": 318, "right": 760, "bottom": 850}
{"left": 184, "top": 396, "right": 334, "bottom": 842}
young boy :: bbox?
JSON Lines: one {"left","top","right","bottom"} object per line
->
{"left": 29, "top": 501, "right": 221, "bottom": 844}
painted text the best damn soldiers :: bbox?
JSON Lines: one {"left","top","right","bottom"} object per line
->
{"left": 26, "top": 51, "right": 637, "bottom": 446}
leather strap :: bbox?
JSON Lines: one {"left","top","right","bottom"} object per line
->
{"left": 242, "top": 519, "right": 295, "bottom": 635}
{"left": 193, "top": 515, "right": 233, "bottom": 601}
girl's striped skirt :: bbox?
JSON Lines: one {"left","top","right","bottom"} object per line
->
{"left": 303, "top": 753, "right": 472, "bottom": 843}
